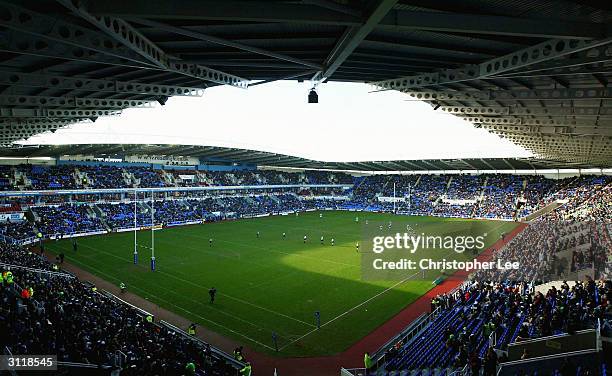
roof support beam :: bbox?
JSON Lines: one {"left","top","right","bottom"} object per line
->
{"left": 479, "top": 159, "right": 496, "bottom": 170}
{"left": 57, "top": 0, "right": 249, "bottom": 88}
{"left": 0, "top": 29, "right": 153, "bottom": 70}
{"left": 373, "top": 38, "right": 612, "bottom": 91}
{"left": 487, "top": 44, "right": 612, "bottom": 77}
{"left": 0, "top": 1, "right": 155, "bottom": 67}
{"left": 482, "top": 124, "right": 612, "bottom": 137}
{"left": 405, "top": 88, "right": 612, "bottom": 102}
{"left": 0, "top": 71, "right": 205, "bottom": 97}
{"left": 312, "top": 0, "right": 398, "bottom": 82}
{"left": 502, "top": 159, "right": 516, "bottom": 170}
{"left": 127, "top": 18, "right": 323, "bottom": 70}
{"left": 0, "top": 95, "right": 154, "bottom": 109}
{"left": 85, "top": 1, "right": 606, "bottom": 39}
{"left": 0, "top": 108, "right": 121, "bottom": 118}
{"left": 378, "top": 10, "right": 605, "bottom": 39}
{"left": 458, "top": 159, "right": 478, "bottom": 170}
{"left": 464, "top": 117, "right": 611, "bottom": 127}
{"left": 302, "top": 0, "right": 362, "bottom": 17}
{"left": 249, "top": 70, "right": 318, "bottom": 87}
{"left": 444, "top": 106, "right": 612, "bottom": 117}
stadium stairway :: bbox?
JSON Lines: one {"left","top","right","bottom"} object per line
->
{"left": 138, "top": 200, "right": 152, "bottom": 214}
{"left": 160, "top": 169, "right": 176, "bottom": 186}
{"left": 122, "top": 169, "right": 135, "bottom": 187}
{"left": 85, "top": 204, "right": 98, "bottom": 220}
{"left": 522, "top": 200, "right": 562, "bottom": 221}
{"left": 26, "top": 207, "right": 39, "bottom": 223}
{"left": 348, "top": 176, "right": 367, "bottom": 195}
{"left": 14, "top": 168, "right": 31, "bottom": 189}
{"left": 91, "top": 204, "right": 106, "bottom": 219}
{"left": 73, "top": 167, "right": 89, "bottom": 188}
{"left": 91, "top": 204, "right": 112, "bottom": 231}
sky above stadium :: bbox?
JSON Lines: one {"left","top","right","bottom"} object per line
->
{"left": 21, "top": 81, "right": 532, "bottom": 162}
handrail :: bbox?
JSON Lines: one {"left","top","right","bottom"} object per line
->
{"left": 2, "top": 347, "right": 18, "bottom": 376}
{"left": 340, "top": 367, "right": 366, "bottom": 376}
{"left": 56, "top": 361, "right": 111, "bottom": 368}
{"left": 489, "top": 328, "right": 497, "bottom": 348}
{"left": 0, "top": 262, "right": 75, "bottom": 278}
{"left": 507, "top": 328, "right": 596, "bottom": 347}
{"left": 497, "top": 348, "right": 599, "bottom": 375}
{"left": 100, "top": 290, "right": 153, "bottom": 320}
{"left": 372, "top": 307, "right": 440, "bottom": 368}
{"left": 0, "top": 234, "right": 37, "bottom": 245}
{"left": 371, "top": 312, "right": 427, "bottom": 361}
{"left": 113, "top": 350, "right": 127, "bottom": 368}
{"left": 449, "top": 364, "right": 468, "bottom": 376}
{"left": 159, "top": 320, "right": 245, "bottom": 370}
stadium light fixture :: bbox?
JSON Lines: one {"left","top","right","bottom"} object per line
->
{"left": 308, "top": 88, "right": 318, "bottom": 103}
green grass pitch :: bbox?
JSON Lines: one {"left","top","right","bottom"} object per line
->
{"left": 46, "top": 211, "right": 517, "bottom": 357}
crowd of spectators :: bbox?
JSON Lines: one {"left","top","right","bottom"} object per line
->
{"left": 543, "top": 179, "right": 611, "bottom": 221}
{"left": 78, "top": 165, "right": 130, "bottom": 189}
{"left": 127, "top": 167, "right": 168, "bottom": 188}
{"left": 19, "top": 165, "right": 79, "bottom": 190}
{"left": 0, "top": 165, "right": 13, "bottom": 191}
{"left": 0, "top": 220, "right": 34, "bottom": 242}
{"left": 472, "top": 220, "right": 610, "bottom": 282}
{"left": 517, "top": 175, "right": 559, "bottom": 218}
{"left": 349, "top": 173, "right": 610, "bottom": 221}
{"left": 1, "top": 163, "right": 609, "bottom": 221}
{"left": 0, "top": 243, "right": 240, "bottom": 375}
{"left": 28, "top": 194, "right": 314, "bottom": 236}
{"left": 1, "top": 164, "right": 354, "bottom": 191}
{"left": 446, "top": 175, "right": 485, "bottom": 200}
{"left": 33, "top": 205, "right": 106, "bottom": 237}
{"left": 473, "top": 175, "right": 524, "bottom": 219}
{"left": 0, "top": 168, "right": 609, "bottom": 242}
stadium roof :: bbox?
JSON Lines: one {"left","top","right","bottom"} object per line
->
{"left": 2, "top": 143, "right": 607, "bottom": 172}
{"left": 0, "top": 1, "right": 610, "bottom": 166}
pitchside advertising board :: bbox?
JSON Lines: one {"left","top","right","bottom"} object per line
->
{"left": 0, "top": 213, "right": 24, "bottom": 222}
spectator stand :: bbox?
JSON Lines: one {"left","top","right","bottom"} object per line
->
{"left": 97, "top": 288, "right": 245, "bottom": 374}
